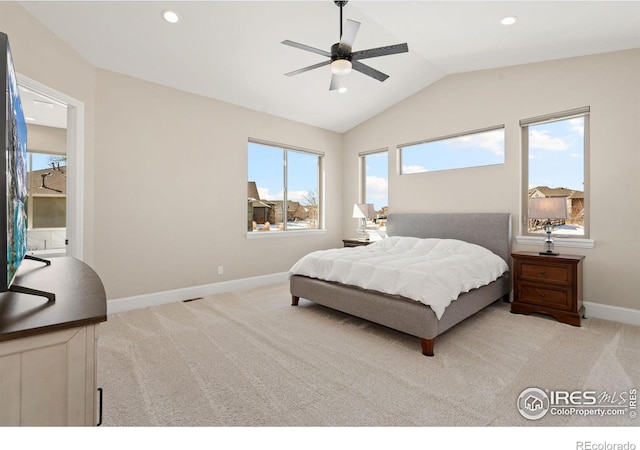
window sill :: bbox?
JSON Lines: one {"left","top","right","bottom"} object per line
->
{"left": 246, "top": 229, "right": 326, "bottom": 239}
{"left": 515, "top": 235, "right": 595, "bottom": 249}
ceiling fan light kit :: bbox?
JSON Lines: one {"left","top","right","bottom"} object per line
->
{"left": 330, "top": 59, "right": 352, "bottom": 75}
{"left": 282, "top": 0, "right": 408, "bottom": 90}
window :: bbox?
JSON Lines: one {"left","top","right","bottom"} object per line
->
{"left": 521, "top": 107, "right": 589, "bottom": 237}
{"left": 360, "top": 150, "right": 388, "bottom": 219}
{"left": 26, "top": 152, "right": 67, "bottom": 251}
{"left": 247, "top": 140, "right": 322, "bottom": 233}
{"left": 399, "top": 126, "right": 505, "bottom": 175}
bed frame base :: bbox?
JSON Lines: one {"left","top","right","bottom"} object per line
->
{"left": 289, "top": 213, "right": 512, "bottom": 358}
{"left": 293, "top": 294, "right": 435, "bottom": 356}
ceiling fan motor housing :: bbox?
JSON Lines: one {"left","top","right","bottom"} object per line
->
{"left": 331, "top": 42, "right": 351, "bottom": 62}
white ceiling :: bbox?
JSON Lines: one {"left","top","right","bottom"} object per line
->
{"left": 19, "top": 86, "right": 68, "bottom": 129}
{"left": 17, "top": 1, "right": 640, "bottom": 133}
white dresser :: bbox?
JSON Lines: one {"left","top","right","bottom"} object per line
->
{"left": 0, "top": 257, "right": 106, "bottom": 426}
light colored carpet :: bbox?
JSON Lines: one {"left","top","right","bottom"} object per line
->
{"left": 97, "top": 282, "right": 639, "bottom": 427}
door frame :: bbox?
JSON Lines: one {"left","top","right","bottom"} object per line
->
{"left": 17, "top": 73, "right": 85, "bottom": 260}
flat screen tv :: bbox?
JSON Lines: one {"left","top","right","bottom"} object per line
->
{"left": 1, "top": 31, "right": 53, "bottom": 301}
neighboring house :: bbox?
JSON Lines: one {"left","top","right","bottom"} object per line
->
{"left": 269, "top": 200, "right": 311, "bottom": 224}
{"left": 248, "top": 181, "right": 271, "bottom": 230}
{"left": 27, "top": 164, "right": 67, "bottom": 250}
{"left": 248, "top": 181, "right": 317, "bottom": 230}
{"left": 529, "top": 186, "right": 584, "bottom": 227}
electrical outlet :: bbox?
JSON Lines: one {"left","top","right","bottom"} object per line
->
{"left": 217, "top": 266, "right": 224, "bottom": 275}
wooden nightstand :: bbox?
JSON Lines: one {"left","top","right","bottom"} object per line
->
{"left": 342, "top": 238, "right": 372, "bottom": 248}
{"left": 511, "top": 251, "right": 585, "bottom": 326}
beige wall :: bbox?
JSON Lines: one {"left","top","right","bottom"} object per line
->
{"left": 94, "top": 70, "right": 342, "bottom": 298}
{"left": 343, "top": 49, "right": 640, "bottom": 311}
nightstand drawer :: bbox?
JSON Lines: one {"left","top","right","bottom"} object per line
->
{"left": 520, "top": 263, "right": 570, "bottom": 285}
{"left": 519, "top": 285, "right": 570, "bottom": 310}
{"left": 511, "top": 252, "right": 584, "bottom": 326}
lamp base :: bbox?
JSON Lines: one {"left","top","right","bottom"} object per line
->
{"left": 539, "top": 250, "right": 559, "bottom": 256}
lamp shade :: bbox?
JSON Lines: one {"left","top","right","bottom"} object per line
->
{"left": 528, "top": 197, "right": 568, "bottom": 220}
{"left": 352, "top": 203, "right": 375, "bottom": 219}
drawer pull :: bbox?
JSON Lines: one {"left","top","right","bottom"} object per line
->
{"left": 540, "top": 271, "right": 546, "bottom": 275}
{"left": 539, "top": 292, "right": 546, "bottom": 297}
{"left": 97, "top": 387, "right": 103, "bottom": 426}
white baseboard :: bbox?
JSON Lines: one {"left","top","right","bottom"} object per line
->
{"left": 108, "top": 277, "right": 640, "bottom": 328}
{"left": 107, "top": 272, "right": 289, "bottom": 315}
{"left": 584, "top": 301, "right": 640, "bottom": 327}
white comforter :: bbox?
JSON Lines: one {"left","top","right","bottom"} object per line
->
{"left": 288, "top": 236, "right": 509, "bottom": 319}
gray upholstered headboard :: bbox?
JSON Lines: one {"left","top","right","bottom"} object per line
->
{"left": 386, "top": 213, "right": 512, "bottom": 266}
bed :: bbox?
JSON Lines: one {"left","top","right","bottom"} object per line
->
{"left": 289, "top": 213, "right": 512, "bottom": 356}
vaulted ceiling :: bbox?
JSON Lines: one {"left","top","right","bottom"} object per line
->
{"left": 18, "top": 1, "right": 640, "bottom": 132}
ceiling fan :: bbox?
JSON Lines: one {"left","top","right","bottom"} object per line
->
{"left": 281, "top": 0, "right": 409, "bottom": 91}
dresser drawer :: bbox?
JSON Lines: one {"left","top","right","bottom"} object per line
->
{"left": 520, "top": 263, "right": 570, "bottom": 285}
{"left": 518, "top": 285, "right": 570, "bottom": 310}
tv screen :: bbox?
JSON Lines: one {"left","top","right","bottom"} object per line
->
{"left": 1, "top": 31, "right": 28, "bottom": 292}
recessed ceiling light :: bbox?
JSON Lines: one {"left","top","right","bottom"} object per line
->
{"left": 338, "top": 87, "right": 348, "bottom": 94}
{"left": 162, "top": 9, "right": 179, "bottom": 24}
{"left": 501, "top": 16, "right": 518, "bottom": 25}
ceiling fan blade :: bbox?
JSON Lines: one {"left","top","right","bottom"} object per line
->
{"left": 338, "top": 19, "right": 361, "bottom": 54}
{"left": 329, "top": 74, "right": 341, "bottom": 91}
{"left": 284, "top": 59, "right": 331, "bottom": 77}
{"left": 281, "top": 40, "right": 331, "bottom": 58}
{"left": 351, "top": 60, "right": 389, "bottom": 82}
{"left": 351, "top": 43, "right": 409, "bottom": 61}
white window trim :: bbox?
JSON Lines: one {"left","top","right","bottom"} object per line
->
{"left": 397, "top": 124, "right": 505, "bottom": 175}
{"left": 520, "top": 106, "right": 590, "bottom": 241}
{"left": 246, "top": 229, "right": 326, "bottom": 239}
{"left": 515, "top": 235, "right": 594, "bottom": 249}
{"left": 248, "top": 138, "right": 324, "bottom": 235}
{"left": 359, "top": 148, "right": 387, "bottom": 204}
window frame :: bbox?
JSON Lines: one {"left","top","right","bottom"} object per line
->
{"left": 359, "top": 148, "right": 388, "bottom": 207}
{"left": 520, "top": 106, "right": 591, "bottom": 240}
{"left": 397, "top": 125, "right": 506, "bottom": 175}
{"left": 247, "top": 138, "right": 324, "bottom": 236}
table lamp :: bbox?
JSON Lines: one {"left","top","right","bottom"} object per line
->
{"left": 528, "top": 197, "right": 568, "bottom": 256}
{"left": 353, "top": 203, "right": 375, "bottom": 240}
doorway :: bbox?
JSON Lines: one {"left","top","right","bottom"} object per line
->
{"left": 17, "top": 74, "right": 84, "bottom": 260}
